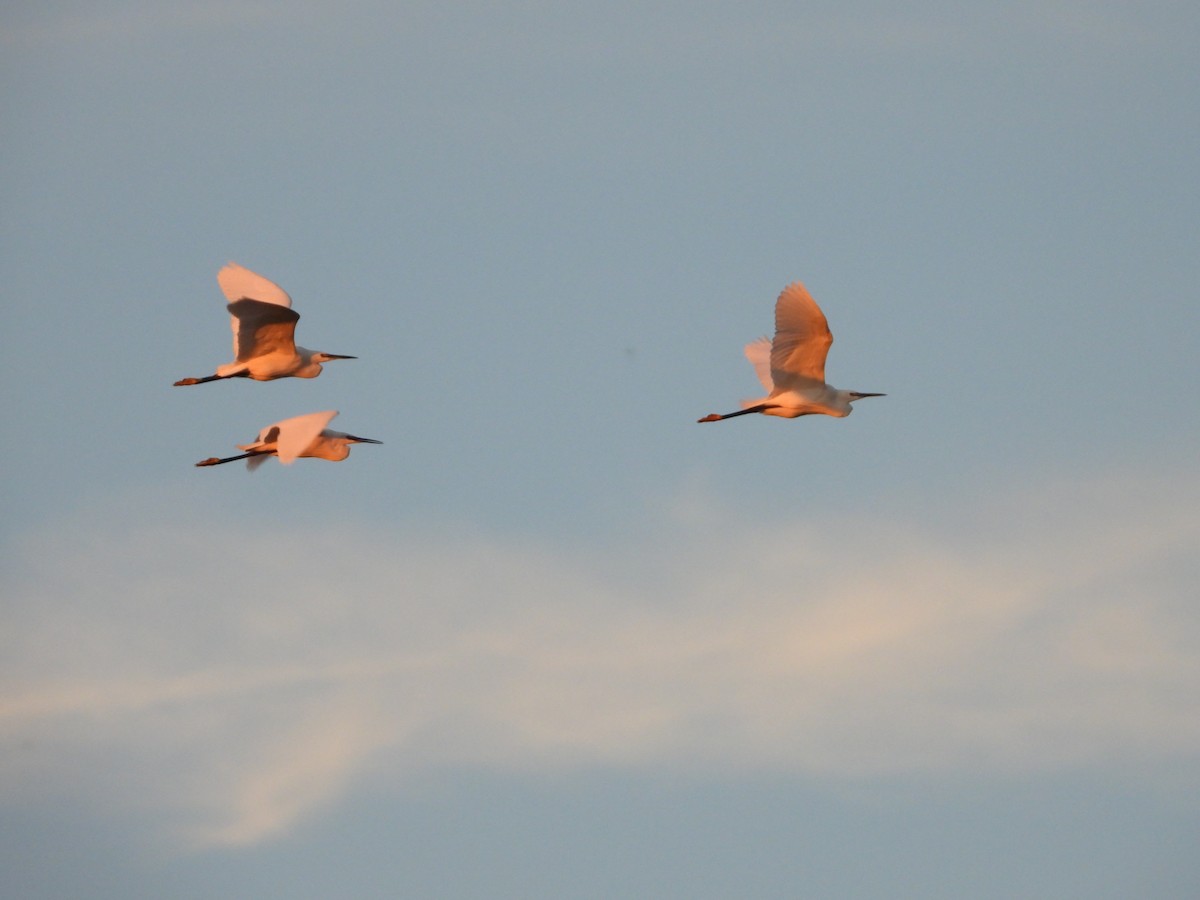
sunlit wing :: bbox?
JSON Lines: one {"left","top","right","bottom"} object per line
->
{"left": 228, "top": 299, "right": 300, "bottom": 361}
{"left": 743, "top": 336, "right": 774, "bottom": 392}
{"left": 770, "top": 281, "right": 833, "bottom": 388}
{"left": 275, "top": 410, "right": 338, "bottom": 464}
{"left": 217, "top": 262, "right": 293, "bottom": 308}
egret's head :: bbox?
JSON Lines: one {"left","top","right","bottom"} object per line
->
{"left": 831, "top": 390, "right": 885, "bottom": 416}
{"left": 294, "top": 349, "right": 358, "bottom": 378}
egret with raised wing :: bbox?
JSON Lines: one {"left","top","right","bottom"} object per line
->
{"left": 174, "top": 263, "right": 355, "bottom": 385}
{"left": 698, "top": 281, "right": 884, "bottom": 423}
{"left": 195, "top": 410, "right": 381, "bottom": 469}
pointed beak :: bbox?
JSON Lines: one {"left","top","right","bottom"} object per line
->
{"left": 324, "top": 354, "right": 357, "bottom": 360}
{"left": 850, "top": 392, "right": 886, "bottom": 399}
{"left": 346, "top": 435, "right": 382, "bottom": 444}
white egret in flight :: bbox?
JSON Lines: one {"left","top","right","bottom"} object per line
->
{"left": 698, "top": 281, "right": 884, "bottom": 423}
{"left": 174, "top": 263, "right": 355, "bottom": 386}
{"left": 195, "top": 410, "right": 381, "bottom": 469}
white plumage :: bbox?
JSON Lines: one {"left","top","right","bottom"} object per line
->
{"left": 175, "top": 263, "right": 355, "bottom": 385}
{"left": 698, "top": 282, "right": 884, "bottom": 422}
{"left": 195, "top": 411, "right": 382, "bottom": 469}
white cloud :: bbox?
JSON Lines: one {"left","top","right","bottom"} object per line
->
{"left": 1, "top": 470, "right": 1197, "bottom": 848}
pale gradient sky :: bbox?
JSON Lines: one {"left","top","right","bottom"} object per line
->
{"left": 2, "top": 1, "right": 1199, "bottom": 897}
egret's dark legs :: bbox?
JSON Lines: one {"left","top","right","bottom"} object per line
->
{"left": 174, "top": 371, "right": 251, "bottom": 386}
{"left": 697, "top": 404, "right": 771, "bottom": 423}
{"left": 195, "top": 450, "right": 273, "bottom": 467}
{"left": 175, "top": 374, "right": 223, "bottom": 386}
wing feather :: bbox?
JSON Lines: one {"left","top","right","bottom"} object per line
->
{"left": 228, "top": 299, "right": 300, "bottom": 361}
{"left": 217, "top": 263, "right": 292, "bottom": 307}
{"left": 275, "top": 411, "right": 338, "bottom": 464}
{"left": 769, "top": 281, "right": 833, "bottom": 388}
{"left": 743, "top": 336, "right": 774, "bottom": 392}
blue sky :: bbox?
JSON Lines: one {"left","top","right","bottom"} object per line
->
{"left": 2, "top": 1, "right": 1198, "bottom": 896}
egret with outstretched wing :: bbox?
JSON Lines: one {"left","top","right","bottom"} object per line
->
{"left": 698, "top": 282, "right": 884, "bottom": 423}
{"left": 174, "top": 263, "right": 355, "bottom": 385}
{"left": 195, "top": 411, "right": 382, "bottom": 469}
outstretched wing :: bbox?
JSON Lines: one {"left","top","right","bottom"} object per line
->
{"left": 217, "top": 263, "right": 299, "bottom": 361}
{"left": 227, "top": 299, "right": 300, "bottom": 361}
{"left": 770, "top": 281, "right": 833, "bottom": 389}
{"left": 274, "top": 410, "right": 339, "bottom": 464}
{"left": 743, "top": 336, "right": 774, "bottom": 392}
{"left": 217, "top": 263, "right": 292, "bottom": 307}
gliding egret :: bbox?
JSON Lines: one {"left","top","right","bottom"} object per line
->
{"left": 698, "top": 281, "right": 884, "bottom": 423}
{"left": 174, "top": 263, "right": 355, "bottom": 386}
{"left": 195, "top": 410, "right": 381, "bottom": 469}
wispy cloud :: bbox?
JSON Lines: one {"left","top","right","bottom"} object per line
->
{"left": 2, "top": 469, "right": 1197, "bottom": 848}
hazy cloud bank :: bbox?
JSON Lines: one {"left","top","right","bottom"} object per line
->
{"left": 2, "top": 470, "right": 1197, "bottom": 848}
